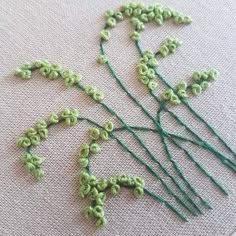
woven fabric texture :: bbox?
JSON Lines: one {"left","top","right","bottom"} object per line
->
{"left": 0, "top": 0, "right": 236, "bottom": 235}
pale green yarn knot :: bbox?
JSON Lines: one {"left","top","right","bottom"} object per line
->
{"left": 96, "top": 217, "right": 107, "bottom": 229}
{"left": 174, "top": 12, "right": 192, "bottom": 24}
{"left": 148, "top": 80, "right": 158, "bottom": 91}
{"left": 177, "top": 89, "right": 188, "bottom": 98}
{"left": 114, "top": 11, "right": 124, "bottom": 21}
{"left": 133, "top": 176, "right": 145, "bottom": 187}
{"left": 89, "top": 128, "right": 100, "bottom": 140}
{"left": 88, "top": 175, "right": 98, "bottom": 186}
{"left": 25, "top": 128, "right": 37, "bottom": 137}
{"left": 60, "top": 108, "right": 79, "bottom": 126}
{"left": 104, "top": 9, "right": 114, "bottom": 18}
{"left": 48, "top": 112, "right": 59, "bottom": 124}
{"left": 200, "top": 81, "right": 211, "bottom": 91}
{"left": 36, "top": 119, "right": 47, "bottom": 129}
{"left": 137, "top": 63, "right": 149, "bottom": 76}
{"left": 33, "top": 169, "right": 45, "bottom": 181}
{"left": 79, "top": 144, "right": 90, "bottom": 158}
{"left": 93, "top": 91, "right": 105, "bottom": 102}
{"left": 176, "top": 80, "right": 188, "bottom": 90}
{"left": 89, "top": 187, "right": 99, "bottom": 200}
{"left": 159, "top": 37, "right": 182, "bottom": 57}
{"left": 154, "top": 14, "right": 163, "bottom": 25}
{"left": 30, "top": 134, "right": 41, "bottom": 146}
{"left": 133, "top": 186, "right": 144, "bottom": 198}
{"left": 38, "top": 128, "right": 48, "bottom": 140}
{"left": 111, "top": 184, "right": 121, "bottom": 196}
{"left": 97, "top": 178, "right": 108, "bottom": 192}
{"left": 65, "top": 115, "right": 77, "bottom": 126}
{"left": 85, "top": 85, "right": 105, "bottom": 102}
{"left": 85, "top": 85, "right": 97, "bottom": 95}
{"left": 162, "top": 89, "right": 181, "bottom": 105}
{"left": 109, "top": 176, "right": 117, "bottom": 185}
{"left": 139, "top": 76, "right": 149, "bottom": 85}
{"left": 130, "top": 31, "right": 140, "bottom": 41}
{"left": 93, "top": 205, "right": 105, "bottom": 218}
{"left": 104, "top": 121, "right": 114, "bottom": 132}
{"left": 146, "top": 68, "right": 155, "bottom": 79}
{"left": 143, "top": 50, "right": 155, "bottom": 59}
{"left": 208, "top": 69, "right": 219, "bottom": 80}
{"left": 170, "top": 94, "right": 181, "bottom": 105}
{"left": 48, "top": 64, "right": 62, "bottom": 80}
{"left": 140, "top": 13, "right": 149, "bottom": 23}
{"left": 15, "top": 67, "right": 32, "bottom": 80}
{"left": 39, "top": 61, "right": 52, "bottom": 77}
{"left": 96, "top": 192, "right": 106, "bottom": 206}
{"left": 90, "top": 143, "right": 101, "bottom": 154}
{"left": 62, "top": 69, "right": 81, "bottom": 87}
{"left": 78, "top": 158, "right": 89, "bottom": 168}
{"left": 192, "top": 83, "right": 202, "bottom": 96}
{"left": 100, "top": 29, "right": 111, "bottom": 41}
{"left": 21, "top": 153, "right": 44, "bottom": 181}
{"left": 136, "top": 21, "right": 145, "bottom": 31}
{"left": 79, "top": 171, "right": 90, "bottom": 184}
{"left": 163, "top": 8, "right": 173, "bottom": 20}
{"left": 79, "top": 184, "right": 91, "bottom": 197}
{"left": 100, "top": 130, "right": 109, "bottom": 140}
{"left": 133, "top": 7, "right": 143, "bottom": 17}
{"left": 162, "top": 89, "right": 174, "bottom": 100}
{"left": 147, "top": 58, "right": 158, "bottom": 68}
{"left": 97, "top": 54, "right": 108, "bottom": 64}
{"left": 106, "top": 17, "right": 117, "bottom": 28}
{"left": 83, "top": 206, "right": 94, "bottom": 219}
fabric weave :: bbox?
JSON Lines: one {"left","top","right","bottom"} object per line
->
{"left": 0, "top": 0, "right": 235, "bottom": 235}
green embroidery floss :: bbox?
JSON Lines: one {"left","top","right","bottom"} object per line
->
{"left": 15, "top": 1, "right": 236, "bottom": 230}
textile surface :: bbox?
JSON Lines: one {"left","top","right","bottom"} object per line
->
{"left": 0, "top": 0, "right": 235, "bottom": 235}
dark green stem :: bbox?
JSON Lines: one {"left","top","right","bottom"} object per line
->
{"left": 144, "top": 188, "right": 188, "bottom": 222}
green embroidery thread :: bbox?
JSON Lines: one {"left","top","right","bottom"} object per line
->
{"left": 15, "top": 2, "right": 236, "bottom": 229}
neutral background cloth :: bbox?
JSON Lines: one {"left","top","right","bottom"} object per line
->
{"left": 0, "top": 0, "right": 235, "bottom": 235}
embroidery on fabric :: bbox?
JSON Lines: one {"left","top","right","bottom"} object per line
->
{"left": 15, "top": 2, "right": 236, "bottom": 229}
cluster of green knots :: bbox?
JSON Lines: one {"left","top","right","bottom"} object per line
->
{"left": 15, "top": 2, "right": 236, "bottom": 229}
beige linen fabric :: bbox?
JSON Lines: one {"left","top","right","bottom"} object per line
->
{"left": 0, "top": 0, "right": 235, "bottom": 235}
